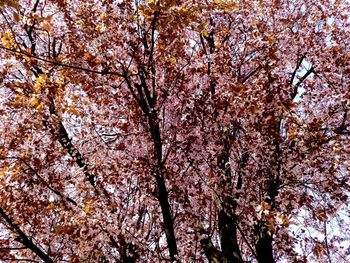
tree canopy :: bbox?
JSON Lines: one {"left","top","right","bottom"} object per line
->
{"left": 0, "top": 0, "right": 350, "bottom": 262}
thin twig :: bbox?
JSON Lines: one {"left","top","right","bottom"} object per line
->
{"left": 0, "top": 45, "right": 122, "bottom": 77}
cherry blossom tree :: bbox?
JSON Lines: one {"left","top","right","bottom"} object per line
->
{"left": 0, "top": 0, "right": 350, "bottom": 262}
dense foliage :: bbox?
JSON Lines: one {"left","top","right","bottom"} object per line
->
{"left": 1, "top": 0, "right": 350, "bottom": 262}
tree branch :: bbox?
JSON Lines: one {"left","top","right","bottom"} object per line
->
{"left": 0, "top": 207, "right": 53, "bottom": 263}
{"left": 0, "top": 45, "right": 122, "bottom": 77}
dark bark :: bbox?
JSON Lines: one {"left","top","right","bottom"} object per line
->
{"left": 20, "top": 158, "right": 78, "bottom": 206}
{"left": 155, "top": 174, "right": 178, "bottom": 260}
{"left": 254, "top": 180, "right": 278, "bottom": 262}
{"left": 255, "top": 138, "right": 280, "bottom": 263}
{"left": 200, "top": 238, "right": 223, "bottom": 263}
{"left": 149, "top": 114, "right": 178, "bottom": 261}
{"left": 0, "top": 207, "right": 53, "bottom": 263}
{"left": 218, "top": 210, "right": 243, "bottom": 263}
{"left": 255, "top": 229, "right": 275, "bottom": 263}
{"left": 43, "top": 102, "right": 96, "bottom": 186}
{"left": 43, "top": 118, "right": 95, "bottom": 186}
{"left": 217, "top": 133, "right": 243, "bottom": 263}
{"left": 109, "top": 235, "right": 140, "bottom": 263}
{"left": 45, "top": 104, "right": 140, "bottom": 261}
{"left": 200, "top": 21, "right": 245, "bottom": 261}
{"left": 124, "top": 72, "right": 178, "bottom": 260}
